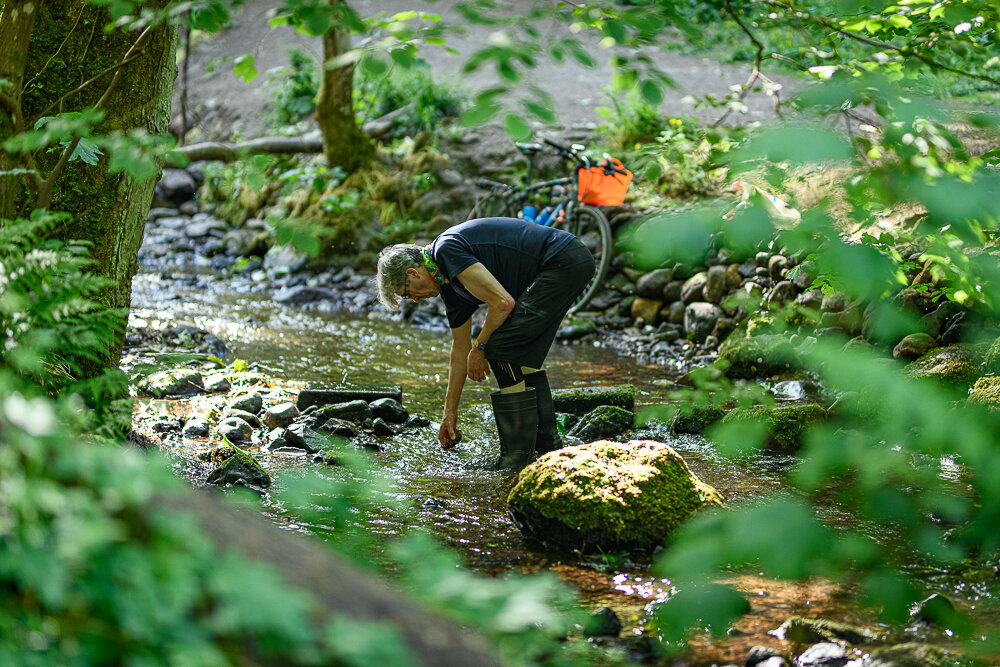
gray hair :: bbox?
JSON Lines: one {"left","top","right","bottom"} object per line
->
{"left": 376, "top": 243, "right": 423, "bottom": 310}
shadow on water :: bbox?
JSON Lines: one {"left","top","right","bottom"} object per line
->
{"left": 131, "top": 271, "right": 1000, "bottom": 663}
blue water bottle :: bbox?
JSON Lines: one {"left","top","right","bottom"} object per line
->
{"left": 521, "top": 205, "right": 536, "bottom": 222}
{"left": 535, "top": 207, "right": 552, "bottom": 225}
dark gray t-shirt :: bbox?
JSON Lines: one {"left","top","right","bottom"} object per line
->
{"left": 430, "top": 217, "right": 574, "bottom": 328}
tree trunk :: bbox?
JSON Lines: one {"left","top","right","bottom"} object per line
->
{"left": 0, "top": 1, "right": 38, "bottom": 220}
{"left": 316, "top": 0, "right": 373, "bottom": 172}
{"left": 17, "top": 0, "right": 178, "bottom": 374}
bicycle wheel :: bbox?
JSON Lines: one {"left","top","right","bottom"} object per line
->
{"left": 557, "top": 204, "right": 612, "bottom": 314}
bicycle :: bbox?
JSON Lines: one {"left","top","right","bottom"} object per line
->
{"left": 467, "top": 139, "right": 631, "bottom": 314}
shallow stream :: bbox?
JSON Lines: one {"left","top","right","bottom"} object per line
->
{"left": 129, "top": 268, "right": 1000, "bottom": 664}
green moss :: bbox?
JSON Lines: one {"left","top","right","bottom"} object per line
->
{"left": 905, "top": 343, "right": 986, "bottom": 391}
{"left": 508, "top": 440, "right": 723, "bottom": 550}
{"left": 552, "top": 384, "right": 636, "bottom": 415}
{"left": 983, "top": 336, "right": 1000, "bottom": 375}
{"left": 721, "top": 403, "right": 827, "bottom": 452}
{"left": 717, "top": 333, "right": 801, "bottom": 379}
{"left": 967, "top": 376, "right": 1000, "bottom": 408}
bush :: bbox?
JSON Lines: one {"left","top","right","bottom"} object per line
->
{"left": 355, "top": 64, "right": 466, "bottom": 136}
{"left": 266, "top": 48, "right": 320, "bottom": 126}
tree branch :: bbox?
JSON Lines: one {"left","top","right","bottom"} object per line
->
{"left": 713, "top": 2, "right": 783, "bottom": 127}
{"left": 32, "top": 49, "right": 149, "bottom": 122}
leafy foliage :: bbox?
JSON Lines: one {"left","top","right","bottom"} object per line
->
{"left": 355, "top": 63, "right": 466, "bottom": 136}
{"left": 266, "top": 48, "right": 320, "bottom": 126}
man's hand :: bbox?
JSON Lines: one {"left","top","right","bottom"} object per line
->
{"left": 467, "top": 347, "right": 490, "bottom": 382}
{"left": 439, "top": 413, "right": 462, "bottom": 449}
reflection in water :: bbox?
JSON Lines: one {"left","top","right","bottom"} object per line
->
{"left": 130, "top": 272, "right": 1000, "bottom": 660}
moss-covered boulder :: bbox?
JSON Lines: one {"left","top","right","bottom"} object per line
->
{"left": 719, "top": 403, "right": 827, "bottom": 453}
{"left": 507, "top": 440, "right": 724, "bottom": 552}
{"left": 205, "top": 444, "right": 271, "bottom": 489}
{"left": 717, "top": 333, "right": 801, "bottom": 379}
{"left": 967, "top": 376, "right": 1000, "bottom": 408}
{"left": 671, "top": 404, "right": 725, "bottom": 434}
{"left": 982, "top": 335, "right": 1000, "bottom": 375}
{"left": 552, "top": 384, "right": 635, "bottom": 415}
{"left": 904, "top": 343, "right": 985, "bottom": 391}
{"left": 566, "top": 405, "right": 634, "bottom": 441}
{"left": 866, "top": 642, "right": 970, "bottom": 667}
{"left": 137, "top": 368, "right": 205, "bottom": 398}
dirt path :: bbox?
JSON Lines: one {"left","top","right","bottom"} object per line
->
{"left": 175, "top": 0, "right": 799, "bottom": 140}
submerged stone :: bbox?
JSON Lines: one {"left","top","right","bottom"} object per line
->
{"left": 670, "top": 404, "right": 725, "bottom": 434}
{"left": 905, "top": 343, "right": 985, "bottom": 391}
{"left": 770, "top": 616, "right": 885, "bottom": 645}
{"left": 507, "top": 440, "right": 724, "bottom": 552}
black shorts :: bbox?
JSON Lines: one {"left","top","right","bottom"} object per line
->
{"left": 483, "top": 237, "right": 595, "bottom": 369}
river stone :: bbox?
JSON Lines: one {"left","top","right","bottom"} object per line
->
{"left": 507, "top": 440, "right": 724, "bottom": 552}
{"left": 904, "top": 343, "right": 984, "bottom": 391}
{"left": 567, "top": 405, "right": 634, "bottom": 441}
{"left": 636, "top": 268, "right": 674, "bottom": 299}
{"left": 583, "top": 607, "right": 622, "bottom": 637}
{"left": 184, "top": 217, "right": 227, "bottom": 239}
{"left": 203, "top": 373, "right": 232, "bottom": 393}
{"left": 820, "top": 291, "right": 847, "bottom": 312}
{"left": 369, "top": 397, "right": 408, "bottom": 424}
{"left": 229, "top": 392, "right": 263, "bottom": 415}
{"left": 684, "top": 302, "right": 723, "bottom": 343}
{"left": 770, "top": 616, "right": 885, "bottom": 645}
{"left": 284, "top": 423, "right": 327, "bottom": 453}
{"left": 892, "top": 333, "right": 936, "bottom": 360}
{"left": 137, "top": 369, "right": 205, "bottom": 398}
{"left": 865, "top": 642, "right": 963, "bottom": 667}
{"left": 746, "top": 646, "right": 788, "bottom": 667}
{"left": 297, "top": 383, "right": 403, "bottom": 411}
{"left": 317, "top": 417, "right": 359, "bottom": 438}
{"left": 671, "top": 405, "right": 725, "bottom": 434}
{"left": 680, "top": 272, "right": 708, "bottom": 304}
{"left": 662, "top": 279, "right": 683, "bottom": 303}
{"left": 631, "top": 297, "right": 663, "bottom": 325}
{"left": 768, "top": 254, "right": 788, "bottom": 280}
{"left": 263, "top": 244, "right": 309, "bottom": 274}
{"left": 404, "top": 414, "right": 432, "bottom": 429}
{"left": 262, "top": 402, "right": 300, "bottom": 429}
{"left": 372, "top": 417, "right": 395, "bottom": 436}
{"left": 720, "top": 404, "right": 827, "bottom": 453}
{"left": 668, "top": 300, "right": 685, "bottom": 324}
{"left": 768, "top": 280, "right": 796, "bottom": 307}
{"left": 967, "top": 376, "right": 1000, "bottom": 408}
{"left": 206, "top": 446, "right": 271, "bottom": 489}
{"left": 557, "top": 318, "right": 598, "bottom": 340}
{"left": 273, "top": 285, "right": 337, "bottom": 305}
{"left": 552, "top": 384, "right": 635, "bottom": 415}
{"left": 717, "top": 333, "right": 801, "bottom": 379}
{"left": 154, "top": 168, "right": 197, "bottom": 206}
{"left": 704, "top": 265, "right": 728, "bottom": 304}
{"left": 182, "top": 417, "right": 210, "bottom": 438}
{"left": 794, "top": 642, "right": 847, "bottom": 667}
{"left": 217, "top": 416, "right": 253, "bottom": 443}
{"left": 317, "top": 399, "right": 373, "bottom": 424}
{"left": 221, "top": 408, "right": 261, "bottom": 429}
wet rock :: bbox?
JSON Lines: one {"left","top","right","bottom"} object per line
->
{"left": 720, "top": 404, "right": 827, "bottom": 453}
{"left": 967, "top": 376, "right": 1000, "bottom": 408}
{"left": 820, "top": 291, "right": 847, "bottom": 312}
{"left": 894, "top": 286, "right": 935, "bottom": 314}
{"left": 403, "top": 414, "right": 432, "bottom": 429}
{"left": 552, "top": 384, "right": 636, "bottom": 415}
{"left": 372, "top": 417, "right": 395, "bottom": 436}
{"left": 222, "top": 408, "right": 261, "bottom": 429}
{"left": 671, "top": 405, "right": 725, "bottom": 434}
{"left": 316, "top": 417, "right": 358, "bottom": 438}
{"left": 636, "top": 268, "right": 674, "bottom": 299}
{"left": 507, "top": 439, "right": 724, "bottom": 552}
{"left": 160, "top": 325, "right": 229, "bottom": 358}
{"left": 680, "top": 272, "right": 708, "bottom": 304}
{"left": 154, "top": 168, "right": 197, "bottom": 206}
{"left": 662, "top": 279, "right": 683, "bottom": 302}
{"left": 770, "top": 616, "right": 885, "bottom": 644}
{"left": 631, "top": 297, "right": 663, "bottom": 326}
{"left": 717, "top": 333, "right": 801, "bottom": 379}
{"left": 557, "top": 318, "right": 598, "bottom": 340}
{"left": 892, "top": 333, "right": 936, "bottom": 360}
{"left": 229, "top": 392, "right": 263, "bottom": 415}
{"left": 182, "top": 417, "right": 210, "bottom": 438}
{"left": 771, "top": 380, "right": 822, "bottom": 402}
{"left": 206, "top": 445, "right": 271, "bottom": 488}
{"left": 217, "top": 416, "right": 253, "bottom": 443}
{"left": 768, "top": 280, "right": 796, "bottom": 307}
{"left": 369, "top": 397, "right": 408, "bottom": 424}
{"left": 185, "top": 217, "right": 228, "bottom": 239}
{"left": 865, "top": 642, "right": 964, "bottom": 667}
{"left": 796, "top": 289, "right": 823, "bottom": 310}
{"left": 904, "top": 343, "right": 984, "bottom": 391}
{"left": 567, "top": 405, "right": 634, "bottom": 441}
{"left": 296, "top": 384, "right": 403, "bottom": 411}
{"left": 704, "top": 265, "right": 728, "bottom": 303}
{"left": 273, "top": 285, "right": 337, "bottom": 305}
{"left": 263, "top": 245, "right": 309, "bottom": 274}
{"left": 317, "top": 399, "right": 373, "bottom": 423}
{"left": 284, "top": 423, "right": 327, "bottom": 453}
{"left": 908, "top": 593, "right": 965, "bottom": 631}
{"left": 684, "top": 302, "right": 723, "bottom": 343}
{"left": 667, "top": 300, "right": 685, "bottom": 324}
{"left": 151, "top": 417, "right": 180, "bottom": 433}
{"left": 794, "top": 642, "right": 847, "bottom": 667}
{"left": 747, "top": 647, "right": 789, "bottom": 667}
{"left": 583, "top": 607, "right": 622, "bottom": 637}
{"left": 137, "top": 369, "right": 205, "bottom": 398}
{"left": 919, "top": 302, "right": 960, "bottom": 340}
{"left": 203, "top": 373, "right": 232, "bottom": 393}
{"left": 262, "top": 402, "right": 300, "bottom": 429}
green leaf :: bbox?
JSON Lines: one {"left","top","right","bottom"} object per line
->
{"left": 461, "top": 102, "right": 500, "bottom": 126}
{"left": 725, "top": 124, "right": 854, "bottom": 166}
{"left": 68, "top": 138, "right": 103, "bottom": 165}
{"left": 640, "top": 80, "right": 663, "bottom": 105}
{"left": 502, "top": 114, "right": 531, "bottom": 141}
{"left": 523, "top": 100, "right": 555, "bottom": 123}
{"left": 233, "top": 55, "right": 257, "bottom": 83}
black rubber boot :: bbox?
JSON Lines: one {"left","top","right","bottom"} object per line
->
{"left": 524, "top": 371, "right": 562, "bottom": 456}
{"left": 489, "top": 388, "right": 538, "bottom": 470}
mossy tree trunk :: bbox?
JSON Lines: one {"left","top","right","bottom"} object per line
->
{"left": 0, "top": 1, "right": 38, "bottom": 220}
{"left": 316, "top": 0, "right": 373, "bottom": 173}
{"left": 15, "top": 0, "right": 177, "bottom": 374}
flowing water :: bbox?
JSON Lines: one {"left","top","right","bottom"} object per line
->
{"left": 129, "top": 268, "right": 1000, "bottom": 664}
